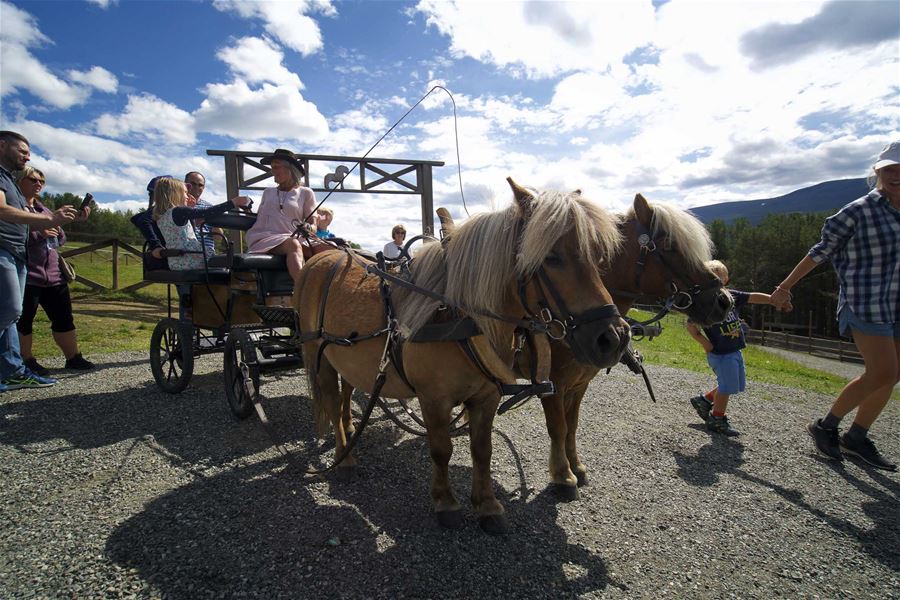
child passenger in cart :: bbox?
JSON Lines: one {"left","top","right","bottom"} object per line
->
{"left": 151, "top": 176, "right": 250, "bottom": 319}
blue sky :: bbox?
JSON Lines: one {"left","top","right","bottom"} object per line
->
{"left": 1, "top": 0, "right": 898, "bottom": 250}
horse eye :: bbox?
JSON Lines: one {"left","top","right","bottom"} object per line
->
{"left": 545, "top": 253, "right": 563, "bottom": 267}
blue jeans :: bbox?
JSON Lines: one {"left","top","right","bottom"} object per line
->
{"left": 0, "top": 248, "right": 27, "bottom": 379}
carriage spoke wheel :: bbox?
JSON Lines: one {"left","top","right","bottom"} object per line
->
{"left": 224, "top": 328, "right": 259, "bottom": 419}
{"left": 150, "top": 318, "right": 194, "bottom": 394}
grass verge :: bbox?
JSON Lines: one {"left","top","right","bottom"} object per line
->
{"left": 630, "top": 309, "right": 898, "bottom": 402}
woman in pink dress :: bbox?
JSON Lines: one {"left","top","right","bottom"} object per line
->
{"left": 246, "top": 149, "right": 317, "bottom": 284}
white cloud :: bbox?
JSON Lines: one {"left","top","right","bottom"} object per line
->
{"left": 67, "top": 66, "right": 118, "bottom": 93}
{"left": 216, "top": 36, "right": 304, "bottom": 87}
{"left": 194, "top": 80, "right": 328, "bottom": 142}
{"left": 85, "top": 0, "right": 118, "bottom": 8}
{"left": 212, "top": 0, "right": 335, "bottom": 56}
{"left": 415, "top": 0, "right": 656, "bottom": 78}
{"left": 94, "top": 94, "right": 196, "bottom": 144}
{"left": 0, "top": 1, "right": 118, "bottom": 108}
{"left": 550, "top": 72, "right": 628, "bottom": 130}
{"left": 8, "top": 119, "right": 154, "bottom": 166}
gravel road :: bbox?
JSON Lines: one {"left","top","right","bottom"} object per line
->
{"left": 1, "top": 351, "right": 897, "bottom": 599}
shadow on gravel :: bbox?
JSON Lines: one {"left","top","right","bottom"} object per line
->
{"left": 0, "top": 372, "right": 311, "bottom": 467}
{"left": 673, "top": 434, "right": 899, "bottom": 571}
{"left": 105, "top": 413, "right": 617, "bottom": 598}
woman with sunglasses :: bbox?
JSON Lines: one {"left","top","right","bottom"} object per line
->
{"left": 15, "top": 167, "right": 94, "bottom": 374}
{"left": 245, "top": 149, "right": 317, "bottom": 284}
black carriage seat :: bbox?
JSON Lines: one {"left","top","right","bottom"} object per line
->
{"left": 141, "top": 247, "right": 231, "bottom": 285}
{"left": 206, "top": 253, "right": 293, "bottom": 298}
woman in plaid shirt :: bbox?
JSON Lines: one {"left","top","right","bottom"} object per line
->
{"left": 772, "top": 141, "right": 900, "bottom": 471}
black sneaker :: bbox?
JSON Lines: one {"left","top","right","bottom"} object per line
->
{"left": 706, "top": 415, "right": 740, "bottom": 436}
{"left": 807, "top": 419, "right": 842, "bottom": 461}
{"left": 64, "top": 353, "right": 96, "bottom": 370}
{"left": 690, "top": 395, "right": 712, "bottom": 422}
{"left": 840, "top": 433, "right": 897, "bottom": 471}
{"left": 24, "top": 357, "right": 50, "bottom": 377}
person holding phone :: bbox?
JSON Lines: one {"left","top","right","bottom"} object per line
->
{"left": 0, "top": 131, "right": 79, "bottom": 391}
{"left": 15, "top": 166, "right": 95, "bottom": 374}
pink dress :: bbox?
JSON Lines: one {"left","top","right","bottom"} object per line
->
{"left": 246, "top": 186, "right": 317, "bottom": 253}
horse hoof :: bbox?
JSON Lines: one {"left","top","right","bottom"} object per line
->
{"left": 576, "top": 472, "right": 588, "bottom": 487}
{"left": 479, "top": 514, "right": 510, "bottom": 535}
{"left": 334, "top": 466, "right": 358, "bottom": 483}
{"left": 435, "top": 510, "right": 465, "bottom": 530}
{"left": 550, "top": 483, "right": 580, "bottom": 502}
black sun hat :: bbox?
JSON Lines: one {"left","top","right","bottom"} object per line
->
{"left": 260, "top": 148, "right": 305, "bottom": 175}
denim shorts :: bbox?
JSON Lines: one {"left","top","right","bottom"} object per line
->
{"left": 706, "top": 350, "right": 746, "bottom": 395}
{"left": 838, "top": 307, "right": 900, "bottom": 339}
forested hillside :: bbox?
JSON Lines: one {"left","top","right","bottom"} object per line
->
{"left": 708, "top": 211, "right": 840, "bottom": 337}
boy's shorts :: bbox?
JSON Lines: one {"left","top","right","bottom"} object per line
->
{"left": 707, "top": 350, "right": 746, "bottom": 395}
{"left": 838, "top": 306, "right": 900, "bottom": 339}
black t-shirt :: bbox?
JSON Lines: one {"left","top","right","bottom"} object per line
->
{"left": 0, "top": 165, "right": 28, "bottom": 261}
{"left": 701, "top": 289, "right": 750, "bottom": 355}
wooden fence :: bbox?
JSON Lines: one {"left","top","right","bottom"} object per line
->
{"left": 632, "top": 303, "right": 862, "bottom": 365}
{"left": 60, "top": 238, "right": 152, "bottom": 293}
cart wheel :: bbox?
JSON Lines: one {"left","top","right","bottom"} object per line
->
{"left": 224, "top": 327, "right": 259, "bottom": 419}
{"left": 150, "top": 318, "right": 194, "bottom": 393}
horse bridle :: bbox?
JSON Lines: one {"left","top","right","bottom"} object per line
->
{"left": 516, "top": 265, "right": 622, "bottom": 365}
{"left": 609, "top": 219, "right": 723, "bottom": 331}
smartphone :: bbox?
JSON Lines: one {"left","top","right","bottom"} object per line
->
{"left": 79, "top": 193, "right": 94, "bottom": 211}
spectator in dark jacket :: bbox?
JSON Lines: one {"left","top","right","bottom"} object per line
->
{"left": 15, "top": 167, "right": 94, "bottom": 374}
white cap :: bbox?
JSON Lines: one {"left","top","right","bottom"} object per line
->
{"left": 873, "top": 141, "right": 900, "bottom": 170}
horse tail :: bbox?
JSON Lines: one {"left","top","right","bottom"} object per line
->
{"left": 302, "top": 342, "right": 332, "bottom": 437}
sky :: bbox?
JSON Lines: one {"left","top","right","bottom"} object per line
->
{"left": 1, "top": 0, "right": 898, "bottom": 251}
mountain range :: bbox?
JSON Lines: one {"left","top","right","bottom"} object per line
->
{"left": 688, "top": 178, "right": 870, "bottom": 224}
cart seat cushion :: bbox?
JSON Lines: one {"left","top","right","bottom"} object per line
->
{"left": 143, "top": 268, "right": 231, "bottom": 285}
{"left": 207, "top": 253, "right": 287, "bottom": 271}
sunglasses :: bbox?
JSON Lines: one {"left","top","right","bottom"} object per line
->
{"left": 26, "top": 176, "right": 45, "bottom": 185}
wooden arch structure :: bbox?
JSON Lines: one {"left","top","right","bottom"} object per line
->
{"left": 207, "top": 149, "right": 444, "bottom": 246}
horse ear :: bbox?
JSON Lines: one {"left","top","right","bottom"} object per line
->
{"left": 436, "top": 207, "right": 456, "bottom": 234}
{"left": 507, "top": 177, "right": 534, "bottom": 217}
{"left": 634, "top": 193, "right": 653, "bottom": 227}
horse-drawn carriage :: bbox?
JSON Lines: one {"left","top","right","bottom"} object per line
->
{"left": 141, "top": 149, "right": 733, "bottom": 534}
{"left": 144, "top": 210, "right": 302, "bottom": 419}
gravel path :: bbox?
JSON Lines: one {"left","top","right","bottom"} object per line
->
{"left": 0, "top": 351, "right": 897, "bottom": 599}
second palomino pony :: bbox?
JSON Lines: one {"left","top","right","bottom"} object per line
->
{"left": 295, "top": 179, "right": 630, "bottom": 533}
{"left": 534, "top": 193, "right": 733, "bottom": 499}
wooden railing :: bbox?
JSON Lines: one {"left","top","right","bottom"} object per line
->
{"left": 632, "top": 303, "right": 862, "bottom": 364}
{"left": 59, "top": 239, "right": 152, "bottom": 293}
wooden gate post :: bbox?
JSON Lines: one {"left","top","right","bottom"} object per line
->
{"left": 112, "top": 240, "right": 119, "bottom": 290}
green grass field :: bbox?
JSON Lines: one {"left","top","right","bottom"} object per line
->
{"left": 26, "top": 247, "right": 895, "bottom": 400}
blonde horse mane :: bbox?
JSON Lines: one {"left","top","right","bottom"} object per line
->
{"left": 395, "top": 188, "right": 622, "bottom": 349}
{"left": 623, "top": 201, "right": 713, "bottom": 271}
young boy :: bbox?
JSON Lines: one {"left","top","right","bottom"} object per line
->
{"left": 686, "top": 260, "right": 784, "bottom": 436}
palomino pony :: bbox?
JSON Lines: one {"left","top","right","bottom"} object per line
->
{"left": 294, "top": 179, "right": 630, "bottom": 533}
{"left": 534, "top": 193, "right": 733, "bottom": 499}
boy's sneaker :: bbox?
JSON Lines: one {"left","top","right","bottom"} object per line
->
{"left": 23, "top": 357, "right": 50, "bottom": 377}
{"left": 806, "top": 419, "right": 842, "bottom": 461}
{"left": 2, "top": 370, "right": 57, "bottom": 390}
{"left": 690, "top": 395, "right": 712, "bottom": 421}
{"left": 706, "top": 415, "right": 740, "bottom": 437}
{"left": 65, "top": 353, "right": 96, "bottom": 370}
{"left": 839, "top": 433, "right": 897, "bottom": 471}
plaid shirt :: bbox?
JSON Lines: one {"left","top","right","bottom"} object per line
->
{"left": 809, "top": 190, "right": 900, "bottom": 323}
